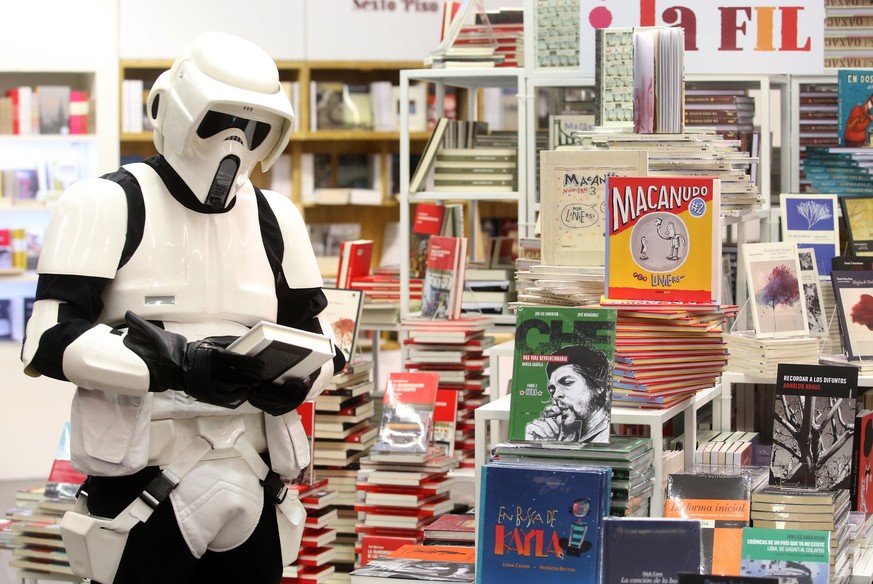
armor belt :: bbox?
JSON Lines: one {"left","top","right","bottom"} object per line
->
{"left": 108, "top": 414, "right": 293, "bottom": 535}
{"left": 148, "top": 413, "right": 267, "bottom": 466}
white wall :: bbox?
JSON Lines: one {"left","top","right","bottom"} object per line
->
{"left": 120, "top": 0, "right": 523, "bottom": 61}
{"left": 0, "top": 0, "right": 526, "bottom": 482}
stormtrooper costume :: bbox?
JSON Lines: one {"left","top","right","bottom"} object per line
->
{"left": 21, "top": 32, "right": 343, "bottom": 584}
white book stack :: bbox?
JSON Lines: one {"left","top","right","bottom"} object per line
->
{"left": 725, "top": 332, "right": 821, "bottom": 377}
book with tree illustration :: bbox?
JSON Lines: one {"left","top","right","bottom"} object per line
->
{"left": 779, "top": 193, "right": 839, "bottom": 276}
{"left": 605, "top": 175, "right": 721, "bottom": 303}
{"left": 770, "top": 363, "right": 858, "bottom": 491}
{"left": 742, "top": 242, "right": 809, "bottom": 338}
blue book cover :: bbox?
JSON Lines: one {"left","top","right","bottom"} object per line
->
{"left": 838, "top": 69, "right": 873, "bottom": 148}
{"left": 778, "top": 194, "right": 839, "bottom": 277}
{"left": 476, "top": 462, "right": 611, "bottom": 584}
{"left": 602, "top": 517, "right": 703, "bottom": 583}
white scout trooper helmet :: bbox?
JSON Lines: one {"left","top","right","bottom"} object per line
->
{"left": 147, "top": 31, "right": 294, "bottom": 209}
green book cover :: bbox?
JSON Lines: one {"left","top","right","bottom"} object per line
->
{"left": 740, "top": 527, "right": 830, "bottom": 584}
{"left": 508, "top": 306, "right": 617, "bottom": 443}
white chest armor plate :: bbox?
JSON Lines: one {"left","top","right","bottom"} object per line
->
{"left": 99, "top": 163, "right": 278, "bottom": 334}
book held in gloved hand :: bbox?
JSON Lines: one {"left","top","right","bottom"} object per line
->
{"left": 228, "top": 321, "right": 335, "bottom": 383}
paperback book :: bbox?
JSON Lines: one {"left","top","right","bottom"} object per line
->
{"left": 539, "top": 149, "right": 648, "bottom": 267}
{"left": 321, "top": 287, "right": 364, "bottom": 364}
{"left": 740, "top": 527, "right": 830, "bottom": 584}
{"left": 227, "top": 320, "right": 335, "bottom": 383}
{"left": 665, "top": 472, "right": 752, "bottom": 576}
{"left": 421, "top": 235, "right": 468, "bottom": 320}
{"left": 372, "top": 371, "right": 439, "bottom": 454}
{"left": 770, "top": 363, "right": 858, "bottom": 490}
{"left": 841, "top": 196, "right": 873, "bottom": 256}
{"left": 852, "top": 408, "right": 873, "bottom": 513}
{"left": 831, "top": 270, "right": 873, "bottom": 360}
{"left": 477, "top": 462, "right": 611, "bottom": 584}
{"left": 778, "top": 193, "right": 839, "bottom": 277}
{"left": 742, "top": 242, "right": 809, "bottom": 338}
{"left": 837, "top": 69, "right": 873, "bottom": 148}
{"left": 602, "top": 517, "right": 703, "bottom": 583}
{"left": 605, "top": 175, "right": 721, "bottom": 303}
{"left": 508, "top": 306, "right": 617, "bottom": 444}
{"left": 797, "top": 248, "right": 828, "bottom": 338}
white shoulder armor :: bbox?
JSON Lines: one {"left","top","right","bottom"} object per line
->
{"left": 38, "top": 177, "right": 128, "bottom": 278}
{"left": 261, "top": 189, "right": 323, "bottom": 289}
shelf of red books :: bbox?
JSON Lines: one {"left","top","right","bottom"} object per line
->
{"left": 473, "top": 383, "right": 723, "bottom": 519}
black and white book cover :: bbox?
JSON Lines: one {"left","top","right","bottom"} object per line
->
{"left": 770, "top": 363, "right": 858, "bottom": 491}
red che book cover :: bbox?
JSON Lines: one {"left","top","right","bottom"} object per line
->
{"left": 605, "top": 176, "right": 721, "bottom": 303}
{"left": 373, "top": 371, "right": 439, "bottom": 454}
{"left": 421, "top": 235, "right": 467, "bottom": 320}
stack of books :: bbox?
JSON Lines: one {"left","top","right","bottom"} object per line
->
{"left": 354, "top": 449, "right": 458, "bottom": 546}
{"left": 513, "top": 264, "right": 605, "bottom": 309}
{"left": 421, "top": 512, "right": 476, "bottom": 547}
{"left": 352, "top": 271, "right": 424, "bottom": 326}
{"left": 462, "top": 264, "right": 516, "bottom": 318}
{"left": 750, "top": 486, "right": 853, "bottom": 582}
{"left": 570, "top": 131, "right": 762, "bottom": 214}
{"left": 311, "top": 360, "right": 378, "bottom": 578}
{"left": 601, "top": 299, "right": 734, "bottom": 408}
{"left": 683, "top": 88, "right": 755, "bottom": 139}
{"left": 725, "top": 331, "right": 821, "bottom": 377}
{"left": 432, "top": 147, "right": 517, "bottom": 193}
{"left": 400, "top": 316, "right": 494, "bottom": 468}
{"left": 490, "top": 436, "right": 655, "bottom": 518}
{"left": 824, "top": 5, "right": 873, "bottom": 69}
{"left": 313, "top": 360, "right": 377, "bottom": 470}
{"left": 283, "top": 478, "right": 340, "bottom": 584}
{"left": 802, "top": 147, "right": 873, "bottom": 196}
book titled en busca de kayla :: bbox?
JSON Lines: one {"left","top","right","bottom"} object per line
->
{"left": 605, "top": 175, "right": 721, "bottom": 303}
{"left": 476, "top": 462, "right": 610, "bottom": 584}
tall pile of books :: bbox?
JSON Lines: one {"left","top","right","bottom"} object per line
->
{"left": 602, "top": 298, "right": 734, "bottom": 408}
{"left": 310, "top": 359, "right": 377, "bottom": 580}
{"left": 750, "top": 486, "right": 853, "bottom": 582}
{"left": 355, "top": 449, "right": 457, "bottom": 548}
{"left": 490, "top": 436, "right": 655, "bottom": 518}
{"left": 283, "top": 478, "right": 340, "bottom": 584}
{"left": 401, "top": 316, "right": 494, "bottom": 468}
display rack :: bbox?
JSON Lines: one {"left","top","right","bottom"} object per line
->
{"left": 397, "top": 68, "right": 526, "bottom": 320}
{"left": 473, "top": 384, "right": 723, "bottom": 518}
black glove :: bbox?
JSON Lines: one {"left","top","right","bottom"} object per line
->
{"left": 248, "top": 376, "right": 312, "bottom": 416}
{"left": 122, "top": 311, "right": 263, "bottom": 409}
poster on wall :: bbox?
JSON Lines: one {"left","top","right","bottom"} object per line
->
{"left": 579, "top": 0, "right": 824, "bottom": 76}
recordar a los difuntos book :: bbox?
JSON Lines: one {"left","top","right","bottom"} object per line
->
{"left": 605, "top": 175, "right": 721, "bottom": 303}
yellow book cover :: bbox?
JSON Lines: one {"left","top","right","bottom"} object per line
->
{"left": 605, "top": 175, "right": 721, "bottom": 303}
